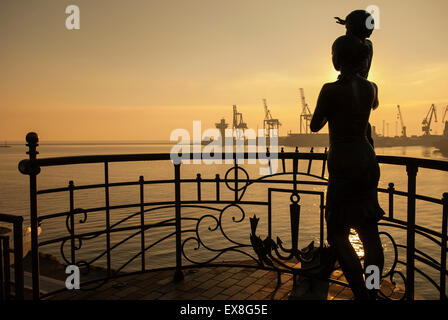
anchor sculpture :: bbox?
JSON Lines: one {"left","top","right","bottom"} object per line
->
{"left": 249, "top": 191, "right": 333, "bottom": 299}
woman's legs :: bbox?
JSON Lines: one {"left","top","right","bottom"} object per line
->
{"left": 327, "top": 221, "right": 370, "bottom": 300}
{"left": 356, "top": 222, "right": 384, "bottom": 299}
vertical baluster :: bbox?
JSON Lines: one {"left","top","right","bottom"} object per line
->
{"left": 215, "top": 174, "right": 220, "bottom": 202}
{"left": 69, "top": 180, "right": 75, "bottom": 265}
{"left": 0, "top": 237, "right": 4, "bottom": 300}
{"left": 174, "top": 164, "right": 184, "bottom": 282}
{"left": 268, "top": 190, "right": 272, "bottom": 240}
{"left": 104, "top": 162, "right": 111, "bottom": 277}
{"left": 196, "top": 174, "right": 202, "bottom": 201}
{"left": 13, "top": 217, "right": 24, "bottom": 300}
{"left": 307, "top": 147, "right": 314, "bottom": 174}
{"left": 321, "top": 147, "right": 328, "bottom": 178}
{"left": 388, "top": 183, "right": 395, "bottom": 219}
{"left": 234, "top": 159, "right": 239, "bottom": 203}
{"left": 320, "top": 193, "right": 324, "bottom": 249}
{"left": 2, "top": 236, "right": 10, "bottom": 299}
{"left": 441, "top": 193, "right": 448, "bottom": 300}
{"left": 293, "top": 156, "right": 298, "bottom": 192}
{"left": 139, "top": 176, "right": 145, "bottom": 272}
{"left": 267, "top": 147, "right": 272, "bottom": 175}
{"left": 406, "top": 164, "right": 418, "bottom": 300}
{"left": 281, "top": 147, "right": 285, "bottom": 173}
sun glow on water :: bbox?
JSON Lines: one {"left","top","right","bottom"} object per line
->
{"left": 349, "top": 229, "right": 365, "bottom": 258}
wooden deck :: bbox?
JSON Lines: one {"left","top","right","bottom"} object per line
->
{"left": 48, "top": 264, "right": 405, "bottom": 300}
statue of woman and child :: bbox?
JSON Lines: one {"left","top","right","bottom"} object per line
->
{"left": 309, "top": 10, "right": 385, "bottom": 300}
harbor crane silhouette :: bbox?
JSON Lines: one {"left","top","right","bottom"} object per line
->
{"left": 422, "top": 104, "right": 437, "bottom": 135}
{"left": 232, "top": 105, "right": 247, "bottom": 139}
{"left": 299, "top": 88, "right": 313, "bottom": 134}
{"left": 397, "top": 105, "right": 407, "bottom": 138}
{"left": 262, "top": 98, "right": 281, "bottom": 138}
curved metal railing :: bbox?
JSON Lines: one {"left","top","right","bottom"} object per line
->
{"left": 17, "top": 133, "right": 448, "bottom": 300}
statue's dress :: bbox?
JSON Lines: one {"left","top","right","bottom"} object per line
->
{"left": 324, "top": 76, "right": 385, "bottom": 227}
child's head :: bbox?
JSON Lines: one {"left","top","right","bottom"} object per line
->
{"left": 332, "top": 35, "right": 370, "bottom": 75}
{"left": 335, "top": 10, "right": 374, "bottom": 40}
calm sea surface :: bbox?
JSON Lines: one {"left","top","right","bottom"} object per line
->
{"left": 0, "top": 143, "right": 447, "bottom": 299}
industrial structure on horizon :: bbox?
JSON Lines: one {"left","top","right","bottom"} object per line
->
{"left": 212, "top": 89, "right": 448, "bottom": 150}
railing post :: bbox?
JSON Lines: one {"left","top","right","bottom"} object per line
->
{"left": 174, "top": 164, "right": 184, "bottom": 282}
{"left": 406, "top": 164, "right": 418, "bottom": 300}
{"left": 21, "top": 132, "right": 41, "bottom": 300}
{"left": 441, "top": 193, "right": 448, "bottom": 300}
{"left": 139, "top": 176, "right": 146, "bottom": 272}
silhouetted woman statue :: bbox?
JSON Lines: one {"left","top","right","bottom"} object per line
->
{"left": 310, "top": 34, "right": 385, "bottom": 300}
{"left": 336, "top": 9, "right": 376, "bottom": 147}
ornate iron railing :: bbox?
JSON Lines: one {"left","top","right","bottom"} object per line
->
{"left": 17, "top": 132, "right": 448, "bottom": 300}
{"left": 0, "top": 213, "right": 24, "bottom": 300}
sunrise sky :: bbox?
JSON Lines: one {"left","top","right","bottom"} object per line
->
{"left": 1, "top": 0, "right": 447, "bottom": 141}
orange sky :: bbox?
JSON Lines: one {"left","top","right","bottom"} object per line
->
{"left": 1, "top": 0, "right": 447, "bottom": 141}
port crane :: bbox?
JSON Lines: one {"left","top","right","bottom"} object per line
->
{"left": 262, "top": 99, "right": 281, "bottom": 137}
{"left": 215, "top": 118, "right": 229, "bottom": 144}
{"left": 396, "top": 105, "right": 407, "bottom": 137}
{"left": 442, "top": 105, "right": 448, "bottom": 122}
{"left": 299, "top": 88, "right": 313, "bottom": 134}
{"left": 443, "top": 105, "right": 448, "bottom": 137}
{"left": 232, "top": 105, "right": 247, "bottom": 139}
{"left": 421, "top": 104, "right": 437, "bottom": 135}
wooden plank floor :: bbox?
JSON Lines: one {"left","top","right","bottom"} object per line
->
{"left": 49, "top": 265, "right": 405, "bottom": 300}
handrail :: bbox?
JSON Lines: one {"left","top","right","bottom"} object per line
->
{"left": 18, "top": 152, "right": 448, "bottom": 171}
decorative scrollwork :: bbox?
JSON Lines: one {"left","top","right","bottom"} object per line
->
{"left": 181, "top": 204, "right": 258, "bottom": 265}
{"left": 224, "top": 166, "right": 250, "bottom": 201}
{"left": 60, "top": 208, "right": 99, "bottom": 269}
{"left": 377, "top": 230, "right": 407, "bottom": 300}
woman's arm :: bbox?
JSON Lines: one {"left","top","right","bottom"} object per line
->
{"left": 367, "top": 82, "right": 378, "bottom": 147}
{"left": 371, "top": 82, "right": 379, "bottom": 110}
{"left": 310, "top": 84, "right": 330, "bottom": 132}
{"left": 366, "top": 122, "right": 375, "bottom": 148}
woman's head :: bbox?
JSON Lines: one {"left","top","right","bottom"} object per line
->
{"left": 332, "top": 35, "right": 370, "bottom": 75}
